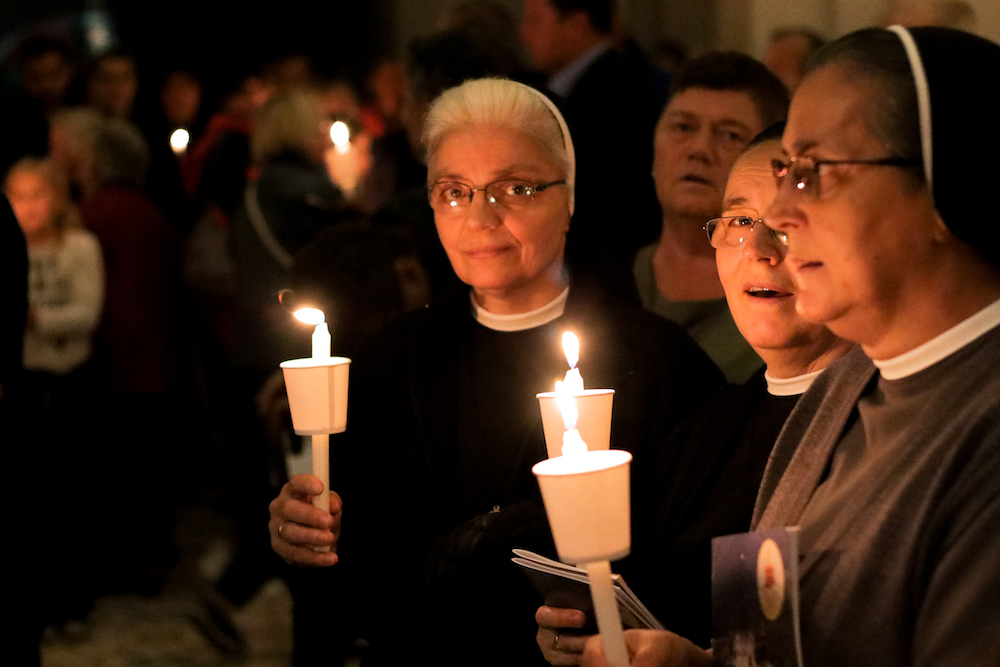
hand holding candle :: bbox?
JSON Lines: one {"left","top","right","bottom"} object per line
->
{"left": 279, "top": 299, "right": 351, "bottom": 553}
{"left": 533, "top": 380, "right": 632, "bottom": 667}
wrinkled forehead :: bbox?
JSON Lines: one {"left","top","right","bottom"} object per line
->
{"left": 783, "top": 65, "right": 886, "bottom": 157}
{"left": 724, "top": 142, "right": 782, "bottom": 211}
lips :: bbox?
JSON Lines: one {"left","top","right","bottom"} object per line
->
{"left": 463, "top": 244, "right": 515, "bottom": 257}
{"left": 745, "top": 284, "right": 794, "bottom": 299}
{"left": 680, "top": 174, "right": 713, "bottom": 186}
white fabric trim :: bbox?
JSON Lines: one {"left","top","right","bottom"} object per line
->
{"left": 888, "top": 25, "right": 934, "bottom": 193}
{"left": 244, "top": 182, "right": 294, "bottom": 270}
{"left": 472, "top": 287, "right": 569, "bottom": 331}
{"left": 510, "top": 81, "right": 576, "bottom": 216}
{"left": 764, "top": 368, "right": 824, "bottom": 396}
{"left": 874, "top": 297, "right": 1000, "bottom": 379}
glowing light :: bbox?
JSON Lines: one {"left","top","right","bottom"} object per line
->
{"left": 294, "top": 307, "right": 325, "bottom": 326}
{"left": 330, "top": 121, "right": 350, "bottom": 155}
{"left": 169, "top": 128, "right": 190, "bottom": 154}
{"left": 562, "top": 332, "right": 584, "bottom": 393}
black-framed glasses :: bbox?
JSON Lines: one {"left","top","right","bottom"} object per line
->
{"left": 704, "top": 216, "right": 788, "bottom": 248}
{"left": 427, "top": 179, "right": 566, "bottom": 211}
{"left": 771, "top": 155, "right": 921, "bottom": 198}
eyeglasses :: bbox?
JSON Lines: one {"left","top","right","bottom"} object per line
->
{"left": 704, "top": 216, "right": 788, "bottom": 248}
{"left": 771, "top": 155, "right": 921, "bottom": 198}
{"left": 427, "top": 179, "right": 566, "bottom": 212}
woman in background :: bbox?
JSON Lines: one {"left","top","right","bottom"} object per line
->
{"left": 5, "top": 156, "right": 104, "bottom": 637}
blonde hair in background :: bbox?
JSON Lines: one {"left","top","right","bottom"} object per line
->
{"left": 5, "top": 156, "right": 84, "bottom": 234}
{"left": 422, "top": 78, "right": 575, "bottom": 213}
{"left": 251, "top": 88, "right": 328, "bottom": 164}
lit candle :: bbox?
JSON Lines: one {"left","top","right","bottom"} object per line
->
{"left": 330, "top": 120, "right": 351, "bottom": 155}
{"left": 554, "top": 380, "right": 587, "bottom": 456}
{"left": 534, "top": 387, "right": 631, "bottom": 667}
{"left": 294, "top": 307, "right": 331, "bottom": 360}
{"left": 293, "top": 307, "right": 332, "bottom": 547}
{"left": 170, "top": 128, "right": 190, "bottom": 155}
{"left": 562, "top": 332, "right": 584, "bottom": 393}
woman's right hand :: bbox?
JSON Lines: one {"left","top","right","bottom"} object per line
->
{"left": 268, "top": 474, "right": 341, "bottom": 567}
{"left": 536, "top": 605, "right": 590, "bottom": 665}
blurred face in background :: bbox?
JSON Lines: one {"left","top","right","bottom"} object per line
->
{"left": 88, "top": 55, "right": 138, "bottom": 118}
{"left": 653, "top": 87, "right": 764, "bottom": 224}
{"left": 6, "top": 167, "right": 63, "bottom": 242}
{"left": 519, "top": 0, "right": 579, "bottom": 75}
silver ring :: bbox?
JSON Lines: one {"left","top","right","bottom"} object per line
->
{"left": 554, "top": 632, "right": 562, "bottom": 652}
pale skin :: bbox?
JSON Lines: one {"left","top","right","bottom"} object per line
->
{"left": 767, "top": 64, "right": 1000, "bottom": 360}
{"left": 649, "top": 88, "right": 764, "bottom": 302}
{"left": 269, "top": 122, "right": 572, "bottom": 564}
{"left": 536, "top": 139, "right": 851, "bottom": 667}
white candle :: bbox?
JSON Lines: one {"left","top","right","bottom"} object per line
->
{"left": 548, "top": 374, "right": 629, "bottom": 667}
{"left": 562, "top": 332, "right": 584, "bottom": 393}
{"left": 292, "top": 307, "right": 332, "bottom": 546}
{"left": 554, "top": 380, "right": 587, "bottom": 456}
{"left": 586, "top": 560, "right": 630, "bottom": 667}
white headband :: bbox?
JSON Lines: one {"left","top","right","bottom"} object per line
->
{"left": 509, "top": 80, "right": 577, "bottom": 215}
{"left": 888, "top": 25, "right": 934, "bottom": 193}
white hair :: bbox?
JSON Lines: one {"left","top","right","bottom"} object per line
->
{"left": 422, "top": 78, "right": 576, "bottom": 213}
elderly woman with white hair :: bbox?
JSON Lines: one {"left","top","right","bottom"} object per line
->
{"left": 267, "top": 78, "right": 721, "bottom": 665}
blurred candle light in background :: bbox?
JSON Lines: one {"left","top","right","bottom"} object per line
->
{"left": 169, "top": 128, "right": 190, "bottom": 155}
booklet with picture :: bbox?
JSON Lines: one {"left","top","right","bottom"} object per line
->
{"left": 512, "top": 548, "right": 663, "bottom": 631}
{"left": 711, "top": 526, "right": 803, "bottom": 667}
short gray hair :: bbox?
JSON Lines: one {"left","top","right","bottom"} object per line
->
{"left": 93, "top": 118, "right": 150, "bottom": 188}
{"left": 422, "top": 78, "right": 575, "bottom": 211}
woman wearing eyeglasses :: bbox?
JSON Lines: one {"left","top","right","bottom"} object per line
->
{"left": 266, "top": 78, "right": 720, "bottom": 666}
{"left": 537, "top": 124, "right": 853, "bottom": 665}
{"left": 581, "top": 25, "right": 1000, "bottom": 667}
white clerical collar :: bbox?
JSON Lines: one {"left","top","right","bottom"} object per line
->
{"left": 547, "top": 41, "right": 611, "bottom": 99}
{"left": 874, "top": 297, "right": 1000, "bottom": 380}
{"left": 472, "top": 287, "right": 569, "bottom": 331}
{"left": 764, "top": 368, "right": 825, "bottom": 396}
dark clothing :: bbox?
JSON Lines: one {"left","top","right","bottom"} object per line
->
{"left": 320, "top": 279, "right": 722, "bottom": 666}
{"left": 625, "top": 371, "right": 798, "bottom": 647}
{"left": 1, "top": 196, "right": 38, "bottom": 665}
{"left": 554, "top": 46, "right": 668, "bottom": 294}
{"left": 229, "top": 152, "right": 345, "bottom": 372}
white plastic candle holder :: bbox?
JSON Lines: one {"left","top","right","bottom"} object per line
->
{"left": 531, "top": 449, "right": 631, "bottom": 564}
{"left": 536, "top": 389, "right": 615, "bottom": 459}
{"left": 280, "top": 357, "right": 351, "bottom": 435}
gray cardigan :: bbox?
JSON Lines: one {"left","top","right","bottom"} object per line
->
{"left": 752, "top": 334, "right": 1000, "bottom": 667}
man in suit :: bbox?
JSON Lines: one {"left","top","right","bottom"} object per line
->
{"left": 519, "top": 0, "right": 667, "bottom": 288}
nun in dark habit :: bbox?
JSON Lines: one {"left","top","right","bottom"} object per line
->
{"left": 581, "top": 25, "right": 1000, "bottom": 667}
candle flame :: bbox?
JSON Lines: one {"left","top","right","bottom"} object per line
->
{"left": 562, "top": 331, "right": 579, "bottom": 368}
{"left": 330, "top": 121, "right": 350, "bottom": 154}
{"left": 294, "top": 307, "right": 325, "bottom": 325}
{"left": 170, "top": 128, "right": 190, "bottom": 154}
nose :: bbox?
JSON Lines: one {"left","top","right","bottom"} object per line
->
{"left": 743, "top": 221, "right": 785, "bottom": 265}
{"left": 765, "top": 180, "right": 804, "bottom": 234}
{"left": 464, "top": 188, "right": 502, "bottom": 229}
{"left": 687, "top": 127, "right": 715, "bottom": 162}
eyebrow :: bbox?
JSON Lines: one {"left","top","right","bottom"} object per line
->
{"left": 722, "top": 196, "right": 750, "bottom": 210}
{"left": 789, "top": 139, "right": 820, "bottom": 155}
{"left": 429, "top": 164, "right": 548, "bottom": 183}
